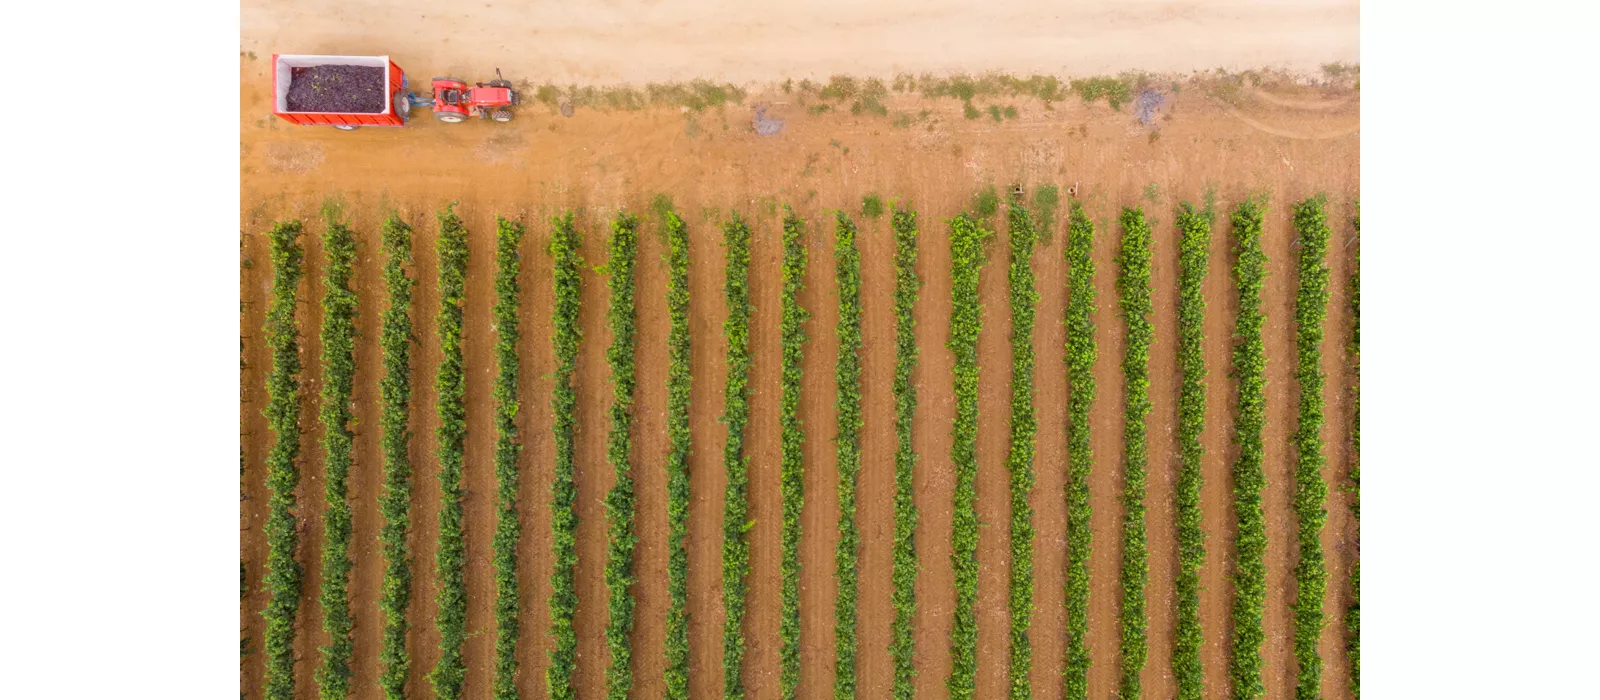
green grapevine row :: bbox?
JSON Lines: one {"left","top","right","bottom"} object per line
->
{"left": 1173, "top": 203, "right": 1211, "bottom": 700}
{"left": 888, "top": 205, "right": 921, "bottom": 700}
{"left": 1005, "top": 197, "right": 1039, "bottom": 700}
{"left": 430, "top": 205, "right": 470, "bottom": 700}
{"left": 1228, "top": 199, "right": 1268, "bottom": 700}
{"left": 779, "top": 209, "right": 809, "bottom": 699}
{"left": 316, "top": 215, "right": 358, "bottom": 700}
{"left": 946, "top": 212, "right": 990, "bottom": 699}
{"left": 1291, "top": 197, "right": 1331, "bottom": 700}
{"left": 377, "top": 214, "right": 416, "bottom": 700}
{"left": 663, "top": 207, "right": 694, "bottom": 700}
{"left": 493, "top": 217, "right": 526, "bottom": 699}
{"left": 605, "top": 213, "right": 641, "bottom": 700}
{"left": 262, "top": 220, "right": 305, "bottom": 700}
{"left": 720, "top": 214, "right": 754, "bottom": 700}
{"left": 547, "top": 212, "right": 583, "bottom": 700}
{"left": 1116, "top": 207, "right": 1152, "bottom": 700}
{"left": 833, "top": 211, "right": 863, "bottom": 699}
{"left": 1347, "top": 209, "right": 1360, "bottom": 699}
{"left": 1062, "top": 202, "right": 1096, "bottom": 700}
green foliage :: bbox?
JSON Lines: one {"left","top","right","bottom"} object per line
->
{"left": 430, "top": 205, "right": 470, "bottom": 700}
{"left": 605, "top": 213, "right": 640, "bottom": 700}
{"left": 1062, "top": 202, "right": 1097, "bottom": 699}
{"left": 963, "top": 101, "right": 981, "bottom": 120}
{"left": 1174, "top": 203, "right": 1211, "bottom": 700}
{"left": 1071, "top": 76, "right": 1133, "bottom": 110}
{"left": 973, "top": 186, "right": 1000, "bottom": 219}
{"left": 888, "top": 205, "right": 921, "bottom": 699}
{"left": 1116, "top": 207, "right": 1153, "bottom": 700}
{"left": 377, "top": 215, "right": 415, "bottom": 700}
{"left": 1348, "top": 211, "right": 1360, "bottom": 699}
{"left": 861, "top": 194, "right": 885, "bottom": 220}
{"left": 663, "top": 208, "right": 694, "bottom": 700}
{"left": 721, "top": 214, "right": 754, "bottom": 700}
{"left": 493, "top": 217, "right": 525, "bottom": 699}
{"left": 1292, "top": 197, "right": 1332, "bottom": 700}
{"left": 946, "top": 213, "right": 992, "bottom": 699}
{"left": 1032, "top": 185, "right": 1060, "bottom": 245}
{"left": 316, "top": 214, "right": 358, "bottom": 700}
{"left": 547, "top": 212, "right": 583, "bottom": 700}
{"left": 262, "top": 220, "right": 304, "bottom": 700}
{"left": 1228, "top": 198, "right": 1269, "bottom": 700}
{"left": 778, "top": 209, "right": 810, "bottom": 699}
{"left": 833, "top": 212, "right": 864, "bottom": 699}
{"left": 1005, "top": 198, "right": 1039, "bottom": 699}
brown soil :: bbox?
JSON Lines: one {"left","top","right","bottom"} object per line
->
{"left": 1200, "top": 192, "right": 1239, "bottom": 700}
{"left": 853, "top": 214, "right": 896, "bottom": 699}
{"left": 240, "top": 55, "right": 1359, "bottom": 699}
{"left": 975, "top": 212, "right": 1014, "bottom": 699}
{"left": 795, "top": 210, "right": 838, "bottom": 700}
{"left": 1144, "top": 190, "right": 1180, "bottom": 699}
{"left": 632, "top": 214, "right": 673, "bottom": 699}
{"left": 1029, "top": 208, "right": 1067, "bottom": 700}
{"left": 516, "top": 218, "right": 556, "bottom": 700}
{"left": 741, "top": 206, "right": 783, "bottom": 699}
{"left": 348, "top": 213, "right": 386, "bottom": 694}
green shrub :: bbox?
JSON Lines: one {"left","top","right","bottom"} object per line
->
{"left": 779, "top": 209, "right": 809, "bottom": 699}
{"left": 547, "top": 212, "right": 583, "bottom": 700}
{"left": 1062, "top": 202, "right": 1097, "bottom": 700}
{"left": 833, "top": 211, "right": 863, "bottom": 699}
{"left": 261, "top": 220, "right": 304, "bottom": 700}
{"left": 1116, "top": 207, "right": 1153, "bottom": 700}
{"left": 377, "top": 214, "right": 415, "bottom": 700}
{"left": 1348, "top": 209, "right": 1361, "bottom": 699}
{"left": 430, "top": 205, "right": 469, "bottom": 700}
{"left": 946, "top": 213, "right": 991, "bottom": 699}
{"left": 1292, "top": 197, "right": 1332, "bottom": 700}
{"left": 663, "top": 207, "right": 693, "bottom": 700}
{"left": 888, "top": 205, "right": 922, "bottom": 699}
{"left": 1005, "top": 196, "right": 1039, "bottom": 699}
{"left": 1174, "top": 203, "right": 1211, "bottom": 700}
{"left": 604, "top": 213, "right": 641, "bottom": 700}
{"left": 1228, "top": 198, "right": 1268, "bottom": 700}
{"left": 721, "top": 214, "right": 754, "bottom": 700}
{"left": 316, "top": 214, "right": 358, "bottom": 700}
{"left": 493, "top": 217, "right": 525, "bottom": 699}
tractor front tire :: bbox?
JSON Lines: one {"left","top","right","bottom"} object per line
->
{"left": 436, "top": 112, "right": 466, "bottom": 124}
{"left": 491, "top": 109, "right": 514, "bottom": 123}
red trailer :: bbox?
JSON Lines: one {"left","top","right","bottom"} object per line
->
{"left": 272, "top": 54, "right": 520, "bottom": 130}
{"left": 273, "top": 54, "right": 406, "bottom": 129}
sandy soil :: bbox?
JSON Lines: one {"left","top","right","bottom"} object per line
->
{"left": 240, "top": 48, "right": 1359, "bottom": 700}
{"left": 240, "top": 0, "right": 1358, "bottom": 84}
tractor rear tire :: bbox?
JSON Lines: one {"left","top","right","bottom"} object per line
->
{"left": 491, "top": 109, "right": 514, "bottom": 123}
{"left": 489, "top": 79, "right": 513, "bottom": 88}
{"left": 334, "top": 124, "right": 359, "bottom": 131}
{"left": 436, "top": 112, "right": 466, "bottom": 123}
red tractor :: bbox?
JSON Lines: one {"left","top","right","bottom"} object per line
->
{"left": 272, "top": 54, "right": 520, "bottom": 129}
{"left": 405, "top": 70, "right": 519, "bottom": 123}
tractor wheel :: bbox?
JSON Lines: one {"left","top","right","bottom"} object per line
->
{"left": 334, "top": 124, "right": 359, "bottom": 131}
{"left": 489, "top": 79, "right": 512, "bottom": 88}
{"left": 491, "top": 109, "right": 514, "bottom": 123}
{"left": 435, "top": 112, "right": 466, "bottom": 124}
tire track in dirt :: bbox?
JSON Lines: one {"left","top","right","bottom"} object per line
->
{"left": 912, "top": 191, "right": 956, "bottom": 700}
{"left": 349, "top": 207, "right": 386, "bottom": 696}
{"left": 1030, "top": 196, "right": 1067, "bottom": 700}
{"left": 405, "top": 204, "right": 442, "bottom": 700}
{"left": 1144, "top": 194, "right": 1179, "bottom": 700}
{"left": 743, "top": 208, "right": 785, "bottom": 700}
{"left": 688, "top": 202, "right": 730, "bottom": 700}
{"left": 854, "top": 212, "right": 897, "bottom": 700}
{"left": 241, "top": 225, "right": 270, "bottom": 700}
{"left": 516, "top": 210, "right": 555, "bottom": 700}
{"left": 1083, "top": 192, "right": 1125, "bottom": 700}
{"left": 793, "top": 205, "right": 839, "bottom": 700}
{"left": 1200, "top": 192, "right": 1238, "bottom": 700}
{"left": 975, "top": 210, "right": 1013, "bottom": 700}
{"left": 631, "top": 204, "right": 673, "bottom": 700}
{"left": 459, "top": 205, "right": 501, "bottom": 698}
{"left": 575, "top": 211, "right": 615, "bottom": 697}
